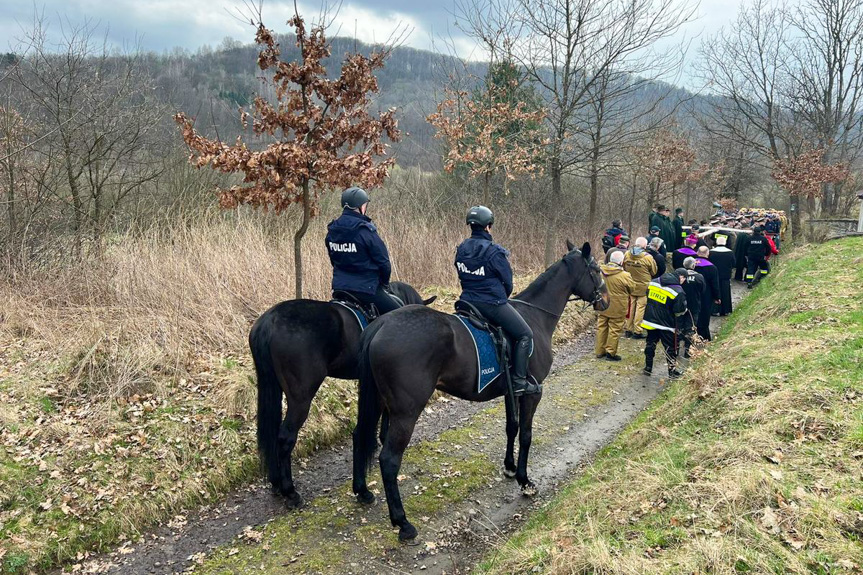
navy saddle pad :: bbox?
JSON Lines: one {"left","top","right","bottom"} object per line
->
{"left": 331, "top": 300, "right": 370, "bottom": 330}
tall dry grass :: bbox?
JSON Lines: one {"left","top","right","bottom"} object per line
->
{"left": 0, "top": 178, "right": 569, "bottom": 401}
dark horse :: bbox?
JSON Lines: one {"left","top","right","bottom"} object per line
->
{"left": 352, "top": 241, "right": 609, "bottom": 541}
{"left": 250, "top": 281, "right": 436, "bottom": 508}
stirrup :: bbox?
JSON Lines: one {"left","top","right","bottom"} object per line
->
{"left": 512, "top": 378, "right": 541, "bottom": 396}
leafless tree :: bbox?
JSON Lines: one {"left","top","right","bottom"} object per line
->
{"left": 458, "top": 0, "right": 694, "bottom": 262}
{"left": 11, "top": 14, "right": 167, "bottom": 257}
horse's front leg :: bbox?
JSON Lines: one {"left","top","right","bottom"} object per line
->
{"left": 516, "top": 391, "right": 542, "bottom": 496}
{"left": 503, "top": 395, "right": 518, "bottom": 478}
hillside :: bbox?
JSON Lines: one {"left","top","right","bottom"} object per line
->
{"left": 480, "top": 238, "right": 863, "bottom": 573}
{"left": 137, "top": 34, "right": 697, "bottom": 170}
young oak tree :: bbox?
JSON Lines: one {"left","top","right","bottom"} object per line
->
{"left": 772, "top": 147, "right": 849, "bottom": 210}
{"left": 175, "top": 12, "right": 401, "bottom": 298}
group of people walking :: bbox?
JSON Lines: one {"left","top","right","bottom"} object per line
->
{"left": 597, "top": 205, "right": 780, "bottom": 377}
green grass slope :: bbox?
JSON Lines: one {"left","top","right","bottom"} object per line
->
{"left": 481, "top": 238, "right": 863, "bottom": 574}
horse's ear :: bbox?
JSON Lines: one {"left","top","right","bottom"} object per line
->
{"left": 581, "top": 242, "right": 591, "bottom": 259}
{"left": 565, "top": 239, "right": 576, "bottom": 252}
{"left": 422, "top": 296, "right": 437, "bottom": 306}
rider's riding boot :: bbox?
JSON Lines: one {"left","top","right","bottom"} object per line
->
{"left": 511, "top": 337, "right": 540, "bottom": 396}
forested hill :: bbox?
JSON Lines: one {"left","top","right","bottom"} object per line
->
{"left": 141, "top": 36, "right": 488, "bottom": 170}
{"left": 138, "top": 35, "right": 695, "bottom": 170}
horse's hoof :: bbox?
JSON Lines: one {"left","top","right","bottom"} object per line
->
{"left": 356, "top": 489, "right": 376, "bottom": 505}
{"left": 285, "top": 491, "right": 304, "bottom": 509}
{"left": 398, "top": 523, "right": 419, "bottom": 543}
{"left": 502, "top": 467, "right": 517, "bottom": 479}
{"left": 521, "top": 482, "right": 538, "bottom": 497}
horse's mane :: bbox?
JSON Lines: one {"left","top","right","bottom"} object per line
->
{"left": 514, "top": 251, "right": 580, "bottom": 300}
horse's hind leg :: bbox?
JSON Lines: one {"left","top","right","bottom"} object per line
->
{"left": 503, "top": 397, "right": 518, "bottom": 478}
{"left": 379, "top": 410, "right": 389, "bottom": 446}
{"left": 379, "top": 413, "right": 419, "bottom": 542}
{"left": 516, "top": 392, "right": 542, "bottom": 496}
{"left": 277, "top": 396, "right": 313, "bottom": 508}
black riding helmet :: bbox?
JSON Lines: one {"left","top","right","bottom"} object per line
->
{"left": 341, "top": 186, "right": 370, "bottom": 210}
{"left": 466, "top": 205, "right": 494, "bottom": 227}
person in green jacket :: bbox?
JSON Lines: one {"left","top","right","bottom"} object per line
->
{"left": 655, "top": 206, "right": 677, "bottom": 252}
{"left": 673, "top": 207, "right": 685, "bottom": 249}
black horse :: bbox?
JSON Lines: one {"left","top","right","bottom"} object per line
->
{"left": 352, "top": 241, "right": 608, "bottom": 541}
{"left": 251, "top": 281, "right": 436, "bottom": 508}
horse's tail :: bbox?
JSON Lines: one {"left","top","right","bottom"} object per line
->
{"left": 250, "top": 315, "right": 282, "bottom": 487}
{"left": 353, "top": 319, "right": 385, "bottom": 477}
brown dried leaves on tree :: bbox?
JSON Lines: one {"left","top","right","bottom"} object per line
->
{"left": 772, "top": 147, "right": 849, "bottom": 200}
{"left": 174, "top": 16, "right": 401, "bottom": 215}
{"left": 427, "top": 80, "right": 546, "bottom": 201}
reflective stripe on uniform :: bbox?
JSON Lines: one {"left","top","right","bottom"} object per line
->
{"left": 641, "top": 320, "right": 674, "bottom": 332}
{"left": 746, "top": 274, "right": 754, "bottom": 279}
{"left": 760, "top": 270, "right": 769, "bottom": 274}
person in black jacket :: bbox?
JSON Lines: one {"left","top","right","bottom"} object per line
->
{"left": 647, "top": 237, "right": 666, "bottom": 278}
{"left": 648, "top": 226, "right": 668, "bottom": 258}
{"left": 455, "top": 206, "right": 538, "bottom": 396}
{"left": 641, "top": 270, "right": 688, "bottom": 378}
{"left": 679, "top": 260, "right": 705, "bottom": 359}
{"left": 673, "top": 208, "right": 685, "bottom": 250}
{"left": 326, "top": 187, "right": 401, "bottom": 314}
{"left": 708, "top": 235, "right": 735, "bottom": 315}
{"left": 695, "top": 246, "right": 720, "bottom": 341}
{"left": 745, "top": 226, "right": 778, "bottom": 289}
{"left": 734, "top": 230, "right": 751, "bottom": 282}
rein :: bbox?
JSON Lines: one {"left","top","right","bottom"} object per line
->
{"left": 510, "top": 253, "right": 605, "bottom": 318}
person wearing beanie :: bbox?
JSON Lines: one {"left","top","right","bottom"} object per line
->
{"left": 604, "top": 235, "right": 630, "bottom": 264}
{"left": 672, "top": 234, "right": 699, "bottom": 269}
{"left": 641, "top": 269, "right": 688, "bottom": 378}
{"left": 595, "top": 250, "right": 636, "bottom": 361}
{"left": 648, "top": 225, "right": 668, "bottom": 258}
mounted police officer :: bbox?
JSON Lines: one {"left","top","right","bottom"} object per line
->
{"left": 455, "top": 206, "right": 539, "bottom": 396}
{"left": 326, "top": 187, "right": 401, "bottom": 315}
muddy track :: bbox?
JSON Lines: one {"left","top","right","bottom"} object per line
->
{"left": 67, "top": 284, "right": 747, "bottom": 575}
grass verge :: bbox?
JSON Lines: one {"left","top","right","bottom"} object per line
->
{"left": 480, "top": 238, "right": 863, "bottom": 574}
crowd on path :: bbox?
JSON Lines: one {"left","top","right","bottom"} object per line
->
{"left": 596, "top": 204, "right": 781, "bottom": 377}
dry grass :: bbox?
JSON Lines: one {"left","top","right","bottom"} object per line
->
{"left": 480, "top": 237, "right": 863, "bottom": 574}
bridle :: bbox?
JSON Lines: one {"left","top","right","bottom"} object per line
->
{"left": 512, "top": 252, "right": 606, "bottom": 318}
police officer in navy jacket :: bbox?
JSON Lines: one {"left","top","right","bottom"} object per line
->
{"left": 455, "top": 206, "right": 538, "bottom": 396}
{"left": 326, "top": 187, "right": 401, "bottom": 314}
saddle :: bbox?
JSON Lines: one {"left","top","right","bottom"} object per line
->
{"left": 331, "top": 291, "right": 378, "bottom": 326}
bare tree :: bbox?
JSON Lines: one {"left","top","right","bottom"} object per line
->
{"left": 696, "top": 0, "right": 863, "bottom": 232}
{"left": 459, "top": 0, "right": 694, "bottom": 262}
{"left": 12, "top": 15, "right": 166, "bottom": 257}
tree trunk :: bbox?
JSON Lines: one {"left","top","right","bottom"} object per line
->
{"left": 543, "top": 155, "right": 562, "bottom": 266}
{"left": 628, "top": 173, "right": 637, "bottom": 234}
{"left": 62, "top": 137, "right": 83, "bottom": 259}
{"left": 4, "top": 140, "right": 15, "bottom": 244}
{"left": 588, "top": 154, "right": 599, "bottom": 236}
{"left": 483, "top": 171, "right": 491, "bottom": 206}
{"left": 790, "top": 192, "right": 800, "bottom": 242}
{"left": 294, "top": 179, "right": 312, "bottom": 298}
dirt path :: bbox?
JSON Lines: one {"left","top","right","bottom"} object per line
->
{"left": 68, "top": 284, "right": 746, "bottom": 575}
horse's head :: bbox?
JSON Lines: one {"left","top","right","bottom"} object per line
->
{"left": 564, "top": 239, "right": 609, "bottom": 312}
{"left": 388, "top": 281, "right": 437, "bottom": 306}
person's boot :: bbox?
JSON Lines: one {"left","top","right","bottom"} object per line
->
{"left": 668, "top": 363, "right": 684, "bottom": 379}
{"left": 511, "top": 337, "right": 540, "bottom": 396}
{"left": 624, "top": 330, "right": 633, "bottom": 338}
{"left": 643, "top": 354, "right": 653, "bottom": 376}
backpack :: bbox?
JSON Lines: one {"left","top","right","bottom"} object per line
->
{"left": 602, "top": 232, "right": 620, "bottom": 253}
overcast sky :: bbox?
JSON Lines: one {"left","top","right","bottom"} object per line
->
{"left": 0, "top": 0, "right": 745, "bottom": 87}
